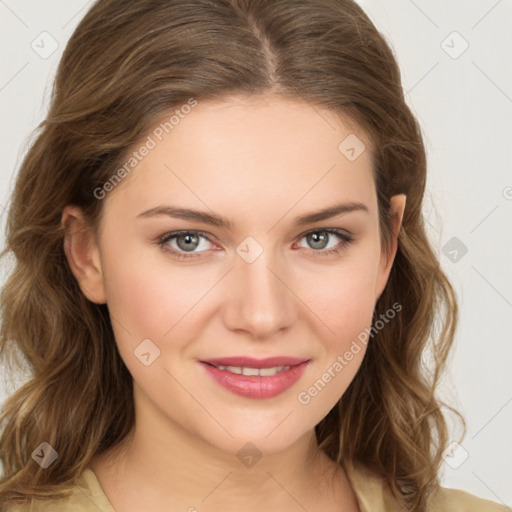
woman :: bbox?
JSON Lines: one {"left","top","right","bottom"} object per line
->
{"left": 0, "top": 0, "right": 508, "bottom": 511}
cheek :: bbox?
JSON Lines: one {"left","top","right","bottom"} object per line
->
{"left": 100, "top": 254, "right": 213, "bottom": 396}
{"left": 297, "top": 250, "right": 380, "bottom": 338}
{"left": 102, "top": 242, "right": 212, "bottom": 339}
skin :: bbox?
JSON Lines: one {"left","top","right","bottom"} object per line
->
{"left": 62, "top": 93, "right": 406, "bottom": 512}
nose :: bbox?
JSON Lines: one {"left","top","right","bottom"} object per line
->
{"left": 221, "top": 248, "right": 297, "bottom": 339}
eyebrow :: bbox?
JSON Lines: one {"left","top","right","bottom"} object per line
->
{"left": 137, "top": 201, "right": 369, "bottom": 230}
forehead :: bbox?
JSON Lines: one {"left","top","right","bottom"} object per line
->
{"left": 104, "top": 94, "right": 377, "bottom": 225}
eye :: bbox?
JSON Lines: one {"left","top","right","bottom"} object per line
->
{"left": 158, "top": 230, "right": 215, "bottom": 259}
{"left": 295, "top": 228, "right": 353, "bottom": 256}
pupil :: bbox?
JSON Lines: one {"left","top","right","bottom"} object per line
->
{"left": 309, "top": 231, "right": 327, "bottom": 249}
{"left": 179, "top": 233, "right": 198, "bottom": 252}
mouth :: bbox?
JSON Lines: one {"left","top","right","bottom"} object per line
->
{"left": 198, "top": 356, "right": 311, "bottom": 399}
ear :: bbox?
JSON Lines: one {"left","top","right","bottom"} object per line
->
{"left": 61, "top": 205, "right": 107, "bottom": 304}
{"left": 374, "top": 194, "right": 406, "bottom": 301}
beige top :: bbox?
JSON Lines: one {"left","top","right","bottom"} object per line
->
{"left": 7, "top": 463, "right": 510, "bottom": 511}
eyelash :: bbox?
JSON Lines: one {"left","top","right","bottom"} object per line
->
{"left": 157, "top": 228, "right": 354, "bottom": 260}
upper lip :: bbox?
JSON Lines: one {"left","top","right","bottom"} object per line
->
{"left": 200, "top": 356, "right": 309, "bottom": 368}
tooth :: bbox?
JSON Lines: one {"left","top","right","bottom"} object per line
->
{"left": 242, "top": 367, "right": 260, "bottom": 376}
{"left": 225, "top": 365, "right": 243, "bottom": 375}
{"left": 258, "top": 367, "right": 278, "bottom": 376}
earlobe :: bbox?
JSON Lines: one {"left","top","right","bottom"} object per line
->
{"left": 375, "top": 194, "right": 406, "bottom": 301}
{"left": 61, "top": 206, "right": 107, "bottom": 304}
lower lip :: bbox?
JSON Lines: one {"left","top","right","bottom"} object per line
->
{"left": 199, "top": 361, "right": 310, "bottom": 399}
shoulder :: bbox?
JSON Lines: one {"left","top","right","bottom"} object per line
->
{"left": 4, "top": 468, "right": 115, "bottom": 512}
{"left": 428, "top": 485, "right": 510, "bottom": 512}
{"left": 344, "top": 462, "right": 510, "bottom": 512}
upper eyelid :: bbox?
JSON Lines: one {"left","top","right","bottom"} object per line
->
{"left": 300, "top": 226, "right": 352, "bottom": 237}
{"left": 162, "top": 230, "right": 216, "bottom": 244}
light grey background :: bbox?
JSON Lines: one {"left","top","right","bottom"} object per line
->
{"left": 1, "top": 0, "right": 511, "bottom": 507}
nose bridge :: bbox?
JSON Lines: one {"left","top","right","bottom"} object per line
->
{"left": 223, "top": 241, "right": 295, "bottom": 337}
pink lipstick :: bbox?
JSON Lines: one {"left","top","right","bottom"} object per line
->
{"left": 198, "top": 356, "right": 310, "bottom": 399}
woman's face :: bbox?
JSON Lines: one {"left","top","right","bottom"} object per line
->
{"left": 68, "top": 94, "right": 404, "bottom": 455}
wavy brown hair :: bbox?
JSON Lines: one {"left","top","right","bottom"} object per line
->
{"left": 0, "top": 0, "right": 464, "bottom": 510}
